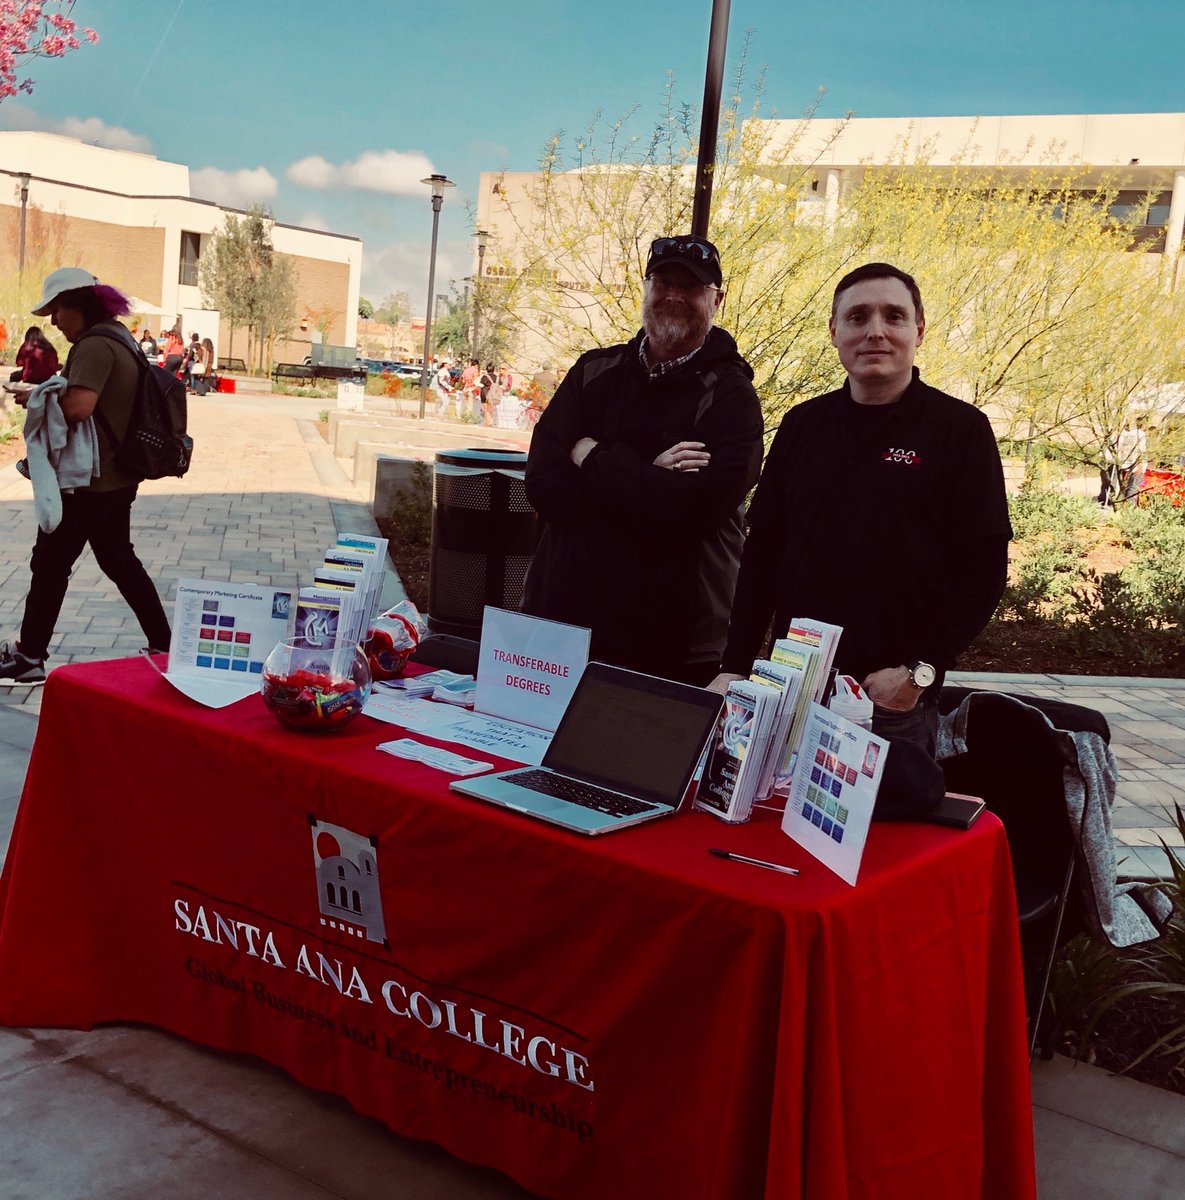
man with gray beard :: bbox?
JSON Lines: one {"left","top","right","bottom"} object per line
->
{"left": 522, "top": 236, "right": 763, "bottom": 684}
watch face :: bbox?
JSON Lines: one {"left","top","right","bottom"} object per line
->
{"left": 912, "top": 662, "right": 936, "bottom": 688}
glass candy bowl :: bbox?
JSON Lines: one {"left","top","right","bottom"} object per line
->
{"left": 260, "top": 639, "right": 372, "bottom": 732}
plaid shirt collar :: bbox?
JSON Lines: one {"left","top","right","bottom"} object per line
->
{"left": 639, "top": 335, "right": 703, "bottom": 379}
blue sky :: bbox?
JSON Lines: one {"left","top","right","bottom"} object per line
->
{"left": 6, "top": 0, "right": 1185, "bottom": 312}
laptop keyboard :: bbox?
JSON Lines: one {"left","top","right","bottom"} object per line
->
{"left": 505, "top": 770, "right": 658, "bottom": 818}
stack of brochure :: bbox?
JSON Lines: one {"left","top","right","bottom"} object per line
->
{"left": 378, "top": 669, "right": 471, "bottom": 700}
{"left": 748, "top": 657, "right": 805, "bottom": 800}
{"left": 772, "top": 616, "right": 843, "bottom": 777}
{"left": 693, "top": 679, "right": 781, "bottom": 823}
{"left": 293, "top": 533, "right": 389, "bottom": 673}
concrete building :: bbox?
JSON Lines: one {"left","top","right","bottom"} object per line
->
{"left": 1, "top": 131, "right": 362, "bottom": 366}
{"left": 753, "top": 112, "right": 1185, "bottom": 255}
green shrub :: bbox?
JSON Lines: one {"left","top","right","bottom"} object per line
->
{"left": 999, "top": 484, "right": 1095, "bottom": 622}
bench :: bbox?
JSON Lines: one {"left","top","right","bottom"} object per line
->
{"left": 218, "top": 357, "right": 247, "bottom": 373}
{"left": 312, "top": 363, "right": 367, "bottom": 383}
{"left": 271, "top": 363, "right": 315, "bottom": 383}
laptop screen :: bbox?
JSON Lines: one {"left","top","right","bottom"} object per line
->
{"left": 543, "top": 663, "right": 724, "bottom": 806}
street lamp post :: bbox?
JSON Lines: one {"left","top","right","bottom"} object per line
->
{"left": 472, "top": 229, "right": 489, "bottom": 359}
{"left": 17, "top": 173, "right": 31, "bottom": 281}
{"left": 418, "top": 173, "right": 455, "bottom": 419}
{"left": 691, "top": 0, "right": 732, "bottom": 238}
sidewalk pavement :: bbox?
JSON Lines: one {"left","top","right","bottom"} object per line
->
{"left": 0, "top": 394, "right": 1183, "bottom": 1197}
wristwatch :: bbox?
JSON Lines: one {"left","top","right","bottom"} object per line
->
{"left": 906, "top": 660, "right": 936, "bottom": 689}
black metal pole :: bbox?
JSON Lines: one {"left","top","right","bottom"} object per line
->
{"left": 18, "top": 173, "right": 30, "bottom": 280}
{"left": 419, "top": 195, "right": 444, "bottom": 419}
{"left": 691, "top": 0, "right": 732, "bottom": 239}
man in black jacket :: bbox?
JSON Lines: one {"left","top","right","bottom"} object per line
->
{"left": 522, "top": 236, "right": 763, "bottom": 685}
{"left": 712, "top": 262, "right": 1012, "bottom": 755}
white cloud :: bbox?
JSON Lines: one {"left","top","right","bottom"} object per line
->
{"left": 57, "top": 116, "right": 153, "bottom": 153}
{"left": 363, "top": 237, "right": 469, "bottom": 315}
{"left": 287, "top": 149, "right": 436, "bottom": 197}
{"left": 190, "top": 166, "right": 279, "bottom": 208}
{"left": 0, "top": 103, "right": 152, "bottom": 152}
{"left": 296, "top": 211, "right": 330, "bottom": 231}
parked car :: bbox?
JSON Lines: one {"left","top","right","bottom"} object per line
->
{"left": 386, "top": 361, "right": 425, "bottom": 380}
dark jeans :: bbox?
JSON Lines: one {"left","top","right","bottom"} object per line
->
{"left": 20, "top": 485, "right": 171, "bottom": 660}
{"left": 872, "top": 695, "right": 939, "bottom": 758}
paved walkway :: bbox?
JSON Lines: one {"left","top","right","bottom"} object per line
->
{"left": 0, "top": 393, "right": 1183, "bottom": 1197}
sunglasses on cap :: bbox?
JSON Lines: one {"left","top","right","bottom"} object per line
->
{"left": 645, "top": 235, "right": 723, "bottom": 286}
{"left": 649, "top": 236, "right": 718, "bottom": 263}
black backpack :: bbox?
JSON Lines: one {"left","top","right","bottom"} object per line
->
{"left": 75, "top": 324, "right": 193, "bottom": 480}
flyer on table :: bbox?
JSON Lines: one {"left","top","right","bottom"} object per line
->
{"left": 781, "top": 703, "right": 887, "bottom": 885}
{"left": 165, "top": 579, "right": 292, "bottom": 707}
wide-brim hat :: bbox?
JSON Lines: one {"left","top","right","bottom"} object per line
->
{"left": 32, "top": 267, "right": 100, "bottom": 316}
{"left": 644, "top": 235, "right": 723, "bottom": 288}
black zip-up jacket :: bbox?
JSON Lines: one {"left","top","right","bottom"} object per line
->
{"left": 720, "top": 369, "right": 1012, "bottom": 685}
{"left": 523, "top": 327, "right": 763, "bottom": 676}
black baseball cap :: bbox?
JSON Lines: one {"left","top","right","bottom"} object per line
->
{"left": 645, "top": 235, "right": 723, "bottom": 288}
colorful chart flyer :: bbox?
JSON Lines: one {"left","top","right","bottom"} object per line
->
{"left": 165, "top": 579, "right": 292, "bottom": 707}
{"left": 781, "top": 703, "right": 887, "bottom": 885}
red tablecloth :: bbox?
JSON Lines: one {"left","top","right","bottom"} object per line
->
{"left": 0, "top": 659, "right": 1035, "bottom": 1199}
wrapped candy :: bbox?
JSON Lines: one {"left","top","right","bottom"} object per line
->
{"left": 363, "top": 600, "right": 426, "bottom": 681}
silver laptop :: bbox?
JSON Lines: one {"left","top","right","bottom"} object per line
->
{"left": 450, "top": 662, "right": 724, "bottom": 835}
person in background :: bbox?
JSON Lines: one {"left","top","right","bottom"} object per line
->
{"left": 139, "top": 327, "right": 158, "bottom": 357}
{"left": 433, "top": 358, "right": 455, "bottom": 418}
{"left": 480, "top": 362, "right": 501, "bottom": 427}
{"left": 1116, "top": 417, "right": 1149, "bottom": 504}
{"left": 532, "top": 363, "right": 558, "bottom": 399}
{"left": 0, "top": 267, "right": 172, "bottom": 686}
{"left": 181, "top": 332, "right": 202, "bottom": 390}
{"left": 14, "top": 326, "right": 60, "bottom": 386}
{"left": 162, "top": 329, "right": 184, "bottom": 375}
{"left": 461, "top": 357, "right": 480, "bottom": 421}
{"left": 193, "top": 337, "right": 216, "bottom": 396}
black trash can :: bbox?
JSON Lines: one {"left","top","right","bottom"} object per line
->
{"left": 427, "top": 448, "right": 539, "bottom": 638}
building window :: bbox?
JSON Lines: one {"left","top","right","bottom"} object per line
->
{"left": 179, "top": 231, "right": 201, "bottom": 286}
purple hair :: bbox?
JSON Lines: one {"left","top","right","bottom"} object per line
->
{"left": 55, "top": 283, "right": 132, "bottom": 327}
{"left": 93, "top": 283, "right": 132, "bottom": 319}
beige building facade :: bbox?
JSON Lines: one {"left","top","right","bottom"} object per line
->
{"left": 755, "top": 112, "right": 1185, "bottom": 255}
{"left": 1, "top": 131, "right": 361, "bottom": 366}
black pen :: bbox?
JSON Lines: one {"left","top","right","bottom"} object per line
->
{"left": 709, "top": 848, "right": 800, "bottom": 876}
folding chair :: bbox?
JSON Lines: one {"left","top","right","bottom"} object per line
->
{"left": 939, "top": 687, "right": 1111, "bottom": 1059}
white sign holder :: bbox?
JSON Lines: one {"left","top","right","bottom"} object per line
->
{"left": 475, "top": 607, "right": 590, "bottom": 732}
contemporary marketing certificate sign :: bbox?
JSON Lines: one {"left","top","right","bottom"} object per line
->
{"left": 165, "top": 579, "right": 292, "bottom": 707}
{"left": 781, "top": 703, "right": 887, "bottom": 885}
{"left": 475, "top": 607, "right": 590, "bottom": 732}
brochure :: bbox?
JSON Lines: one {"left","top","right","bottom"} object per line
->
{"left": 165, "top": 579, "right": 292, "bottom": 707}
{"left": 781, "top": 703, "right": 886, "bottom": 885}
{"left": 771, "top": 639, "right": 820, "bottom": 775}
{"left": 787, "top": 616, "right": 843, "bottom": 704}
{"left": 694, "top": 680, "right": 779, "bottom": 823}
{"left": 748, "top": 658, "right": 803, "bottom": 800}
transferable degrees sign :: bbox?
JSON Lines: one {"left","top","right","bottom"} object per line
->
{"left": 475, "top": 607, "right": 590, "bottom": 732}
